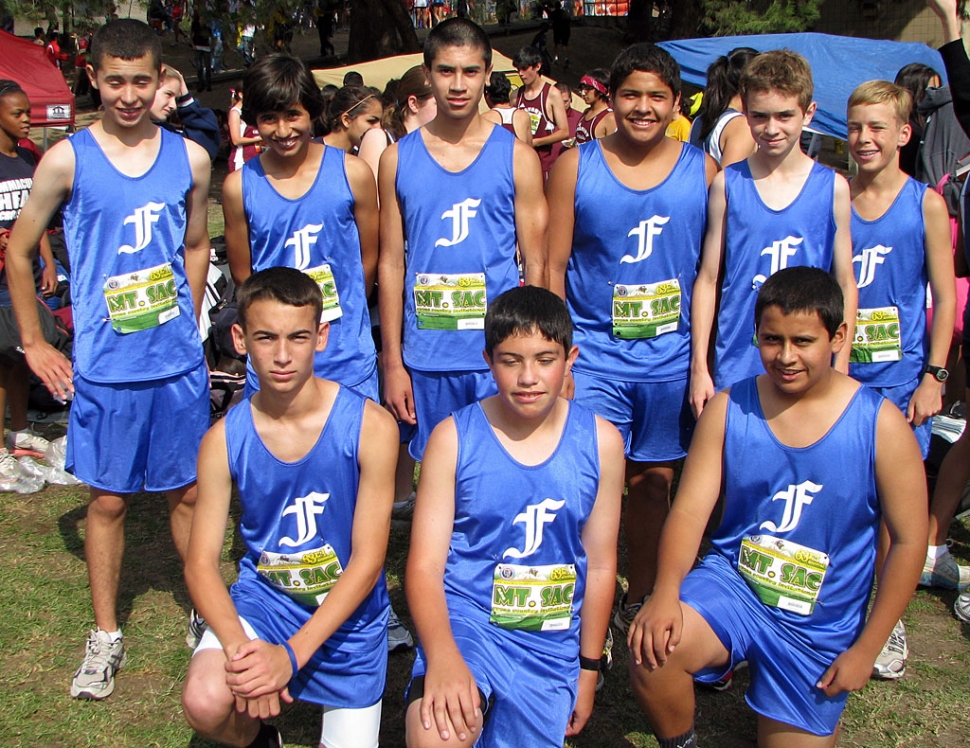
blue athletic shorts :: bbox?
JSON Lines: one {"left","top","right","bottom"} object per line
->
{"left": 228, "top": 575, "right": 388, "bottom": 709}
{"left": 66, "top": 361, "right": 209, "bottom": 493}
{"left": 407, "top": 617, "right": 578, "bottom": 748}
{"left": 871, "top": 380, "right": 931, "bottom": 458}
{"left": 681, "top": 552, "right": 850, "bottom": 737}
{"left": 409, "top": 369, "right": 496, "bottom": 461}
{"left": 571, "top": 371, "right": 693, "bottom": 462}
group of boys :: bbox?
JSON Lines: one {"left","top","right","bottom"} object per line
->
{"left": 3, "top": 12, "right": 962, "bottom": 748}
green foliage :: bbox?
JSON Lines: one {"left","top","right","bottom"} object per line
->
{"left": 700, "top": 0, "right": 822, "bottom": 37}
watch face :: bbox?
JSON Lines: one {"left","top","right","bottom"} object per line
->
{"left": 938, "top": 369, "right": 950, "bottom": 382}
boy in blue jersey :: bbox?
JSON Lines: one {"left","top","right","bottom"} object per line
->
{"left": 690, "top": 50, "right": 858, "bottom": 416}
{"left": 223, "top": 54, "right": 380, "bottom": 402}
{"left": 547, "top": 43, "right": 717, "bottom": 633}
{"left": 378, "top": 18, "right": 547, "bottom": 465}
{"left": 182, "top": 267, "right": 398, "bottom": 748}
{"left": 628, "top": 267, "right": 927, "bottom": 748}
{"left": 845, "top": 81, "right": 960, "bottom": 680}
{"left": 5, "top": 19, "right": 212, "bottom": 700}
{"left": 405, "top": 286, "right": 624, "bottom": 748}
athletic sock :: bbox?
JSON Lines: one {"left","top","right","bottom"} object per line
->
{"left": 658, "top": 726, "right": 697, "bottom": 748}
{"left": 927, "top": 544, "right": 948, "bottom": 560}
{"left": 246, "top": 722, "right": 278, "bottom": 748}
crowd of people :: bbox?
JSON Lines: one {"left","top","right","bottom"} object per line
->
{"left": 2, "top": 1, "right": 970, "bottom": 746}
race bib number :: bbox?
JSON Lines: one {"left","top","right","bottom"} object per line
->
{"left": 413, "top": 272, "right": 486, "bottom": 330}
{"left": 490, "top": 563, "right": 575, "bottom": 632}
{"left": 305, "top": 264, "right": 343, "bottom": 322}
{"left": 738, "top": 535, "right": 829, "bottom": 616}
{"left": 850, "top": 307, "right": 902, "bottom": 363}
{"left": 526, "top": 108, "right": 542, "bottom": 136}
{"left": 256, "top": 544, "right": 344, "bottom": 607}
{"left": 103, "top": 262, "right": 180, "bottom": 334}
{"left": 612, "top": 279, "right": 681, "bottom": 339}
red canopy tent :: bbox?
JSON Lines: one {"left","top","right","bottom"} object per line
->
{"left": 0, "top": 32, "right": 75, "bottom": 128}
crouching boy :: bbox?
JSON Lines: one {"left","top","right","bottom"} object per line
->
{"left": 182, "top": 267, "right": 398, "bottom": 748}
{"left": 405, "top": 286, "right": 624, "bottom": 747}
{"left": 629, "top": 267, "right": 927, "bottom": 747}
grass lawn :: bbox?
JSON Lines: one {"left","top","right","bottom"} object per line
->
{"left": 1, "top": 439, "right": 969, "bottom": 747}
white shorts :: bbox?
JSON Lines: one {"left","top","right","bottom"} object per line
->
{"left": 194, "top": 616, "right": 382, "bottom": 748}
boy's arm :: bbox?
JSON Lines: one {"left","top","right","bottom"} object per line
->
{"left": 6, "top": 140, "right": 74, "bottom": 398}
{"left": 222, "top": 169, "right": 252, "bottom": 287}
{"left": 817, "top": 400, "right": 927, "bottom": 696}
{"left": 225, "top": 401, "right": 398, "bottom": 699}
{"left": 534, "top": 85, "right": 569, "bottom": 148}
{"left": 176, "top": 93, "right": 222, "bottom": 160}
{"left": 931, "top": 0, "right": 970, "bottom": 136}
{"left": 909, "top": 189, "right": 957, "bottom": 426}
{"left": 346, "top": 154, "right": 380, "bottom": 296}
{"left": 689, "top": 171, "right": 727, "bottom": 418}
{"left": 183, "top": 139, "right": 212, "bottom": 321}
{"left": 377, "top": 144, "right": 416, "bottom": 424}
{"left": 406, "top": 417, "right": 482, "bottom": 743}
{"left": 512, "top": 138, "right": 548, "bottom": 288}
{"left": 830, "top": 175, "right": 856, "bottom": 373}
{"left": 545, "top": 148, "right": 578, "bottom": 300}
{"left": 628, "top": 391, "right": 728, "bottom": 668}
{"left": 567, "top": 416, "right": 623, "bottom": 737}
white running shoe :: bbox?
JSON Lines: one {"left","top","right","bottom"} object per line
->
{"left": 955, "top": 592, "right": 970, "bottom": 624}
{"left": 6, "top": 428, "right": 50, "bottom": 458}
{"left": 871, "top": 619, "right": 907, "bottom": 680}
{"left": 920, "top": 549, "right": 970, "bottom": 591}
{"left": 71, "top": 629, "right": 127, "bottom": 700}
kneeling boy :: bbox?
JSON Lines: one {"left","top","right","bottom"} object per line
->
{"left": 629, "top": 267, "right": 927, "bottom": 747}
{"left": 182, "top": 267, "right": 398, "bottom": 748}
{"left": 405, "top": 286, "right": 624, "bottom": 747}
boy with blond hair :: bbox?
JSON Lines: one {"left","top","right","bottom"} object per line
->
{"left": 846, "top": 80, "right": 957, "bottom": 678}
{"left": 690, "top": 50, "right": 857, "bottom": 416}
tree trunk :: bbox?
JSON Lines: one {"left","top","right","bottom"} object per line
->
{"left": 624, "top": 0, "right": 652, "bottom": 43}
{"left": 347, "top": 0, "right": 421, "bottom": 63}
{"left": 667, "top": 0, "right": 702, "bottom": 39}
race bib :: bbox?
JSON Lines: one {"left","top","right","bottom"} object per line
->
{"left": 850, "top": 307, "right": 902, "bottom": 363}
{"left": 612, "top": 278, "right": 681, "bottom": 339}
{"left": 738, "top": 535, "right": 829, "bottom": 616}
{"left": 490, "top": 562, "right": 575, "bottom": 632}
{"left": 256, "top": 544, "right": 344, "bottom": 607}
{"left": 103, "top": 262, "right": 180, "bottom": 334}
{"left": 305, "top": 264, "right": 343, "bottom": 322}
{"left": 413, "top": 272, "right": 486, "bottom": 330}
{"left": 526, "top": 108, "right": 541, "bottom": 136}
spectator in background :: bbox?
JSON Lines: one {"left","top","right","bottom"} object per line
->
{"left": 482, "top": 71, "right": 533, "bottom": 144}
{"left": 191, "top": 9, "right": 212, "bottom": 92}
{"left": 151, "top": 64, "right": 221, "bottom": 160}
{"left": 343, "top": 70, "right": 364, "bottom": 87}
{"left": 321, "top": 86, "right": 382, "bottom": 153}
{"left": 227, "top": 85, "right": 262, "bottom": 171}
{"left": 688, "top": 46, "right": 759, "bottom": 167}
{"left": 33, "top": 27, "right": 45, "bottom": 45}
{"left": 44, "top": 30, "right": 69, "bottom": 71}
{"left": 895, "top": 62, "right": 942, "bottom": 176}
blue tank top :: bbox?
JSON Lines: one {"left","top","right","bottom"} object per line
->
{"left": 713, "top": 377, "right": 882, "bottom": 649}
{"left": 714, "top": 161, "right": 836, "bottom": 389}
{"left": 226, "top": 387, "right": 388, "bottom": 648}
{"left": 568, "top": 141, "right": 708, "bottom": 381}
{"left": 396, "top": 125, "right": 519, "bottom": 372}
{"left": 445, "top": 401, "right": 599, "bottom": 660}
{"left": 849, "top": 177, "right": 928, "bottom": 388}
{"left": 241, "top": 146, "right": 376, "bottom": 392}
{"left": 64, "top": 127, "right": 203, "bottom": 383}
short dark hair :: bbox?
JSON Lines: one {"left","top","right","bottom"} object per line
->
{"left": 754, "top": 267, "right": 844, "bottom": 339}
{"left": 485, "top": 286, "right": 573, "bottom": 357}
{"left": 609, "top": 43, "right": 681, "bottom": 99}
{"left": 343, "top": 70, "right": 364, "bottom": 87}
{"left": 425, "top": 18, "right": 491, "bottom": 69}
{"left": 513, "top": 46, "right": 542, "bottom": 70}
{"left": 90, "top": 19, "right": 162, "bottom": 71}
{"left": 485, "top": 71, "right": 511, "bottom": 103}
{"left": 236, "top": 267, "right": 323, "bottom": 330}
{"left": 0, "top": 79, "right": 26, "bottom": 101}
{"left": 242, "top": 54, "right": 325, "bottom": 124}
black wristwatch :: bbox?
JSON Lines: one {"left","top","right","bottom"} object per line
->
{"left": 924, "top": 364, "right": 949, "bottom": 383}
{"left": 579, "top": 655, "right": 601, "bottom": 672}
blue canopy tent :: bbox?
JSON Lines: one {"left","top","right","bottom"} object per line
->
{"left": 659, "top": 33, "right": 946, "bottom": 140}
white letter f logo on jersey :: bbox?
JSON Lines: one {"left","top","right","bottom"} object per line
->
{"left": 503, "top": 498, "right": 566, "bottom": 559}
{"left": 621, "top": 215, "right": 670, "bottom": 263}
{"left": 759, "top": 480, "right": 822, "bottom": 534}
{"left": 853, "top": 244, "right": 893, "bottom": 288}
{"left": 278, "top": 491, "right": 329, "bottom": 547}
{"left": 118, "top": 202, "right": 165, "bottom": 254}
{"left": 285, "top": 223, "right": 324, "bottom": 270}
{"left": 435, "top": 198, "right": 482, "bottom": 247}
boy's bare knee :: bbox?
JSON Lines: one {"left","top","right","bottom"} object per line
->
{"left": 182, "top": 657, "right": 234, "bottom": 733}
{"left": 88, "top": 492, "right": 128, "bottom": 522}
{"left": 405, "top": 700, "right": 480, "bottom": 748}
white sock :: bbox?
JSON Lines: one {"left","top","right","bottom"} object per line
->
{"left": 927, "top": 544, "right": 949, "bottom": 560}
{"left": 98, "top": 628, "right": 123, "bottom": 642}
